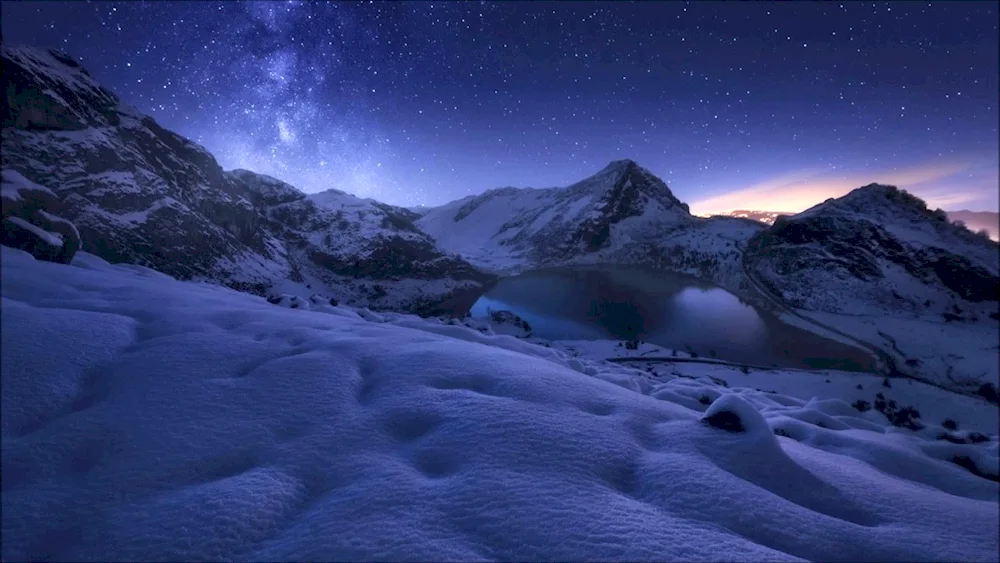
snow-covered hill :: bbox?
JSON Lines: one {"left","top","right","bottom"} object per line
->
{"left": 745, "top": 184, "right": 1000, "bottom": 395}
{"left": 3, "top": 246, "right": 998, "bottom": 561}
{"left": 1, "top": 45, "right": 489, "bottom": 314}
{"left": 418, "top": 159, "right": 765, "bottom": 290}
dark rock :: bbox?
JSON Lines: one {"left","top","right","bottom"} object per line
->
{"left": 488, "top": 310, "right": 533, "bottom": 336}
{"left": 3, "top": 215, "right": 69, "bottom": 262}
{"left": 852, "top": 400, "right": 871, "bottom": 412}
{"left": 977, "top": 383, "right": 998, "bottom": 405}
{"left": 936, "top": 432, "right": 968, "bottom": 445}
{"left": 702, "top": 410, "right": 745, "bottom": 433}
{"left": 31, "top": 208, "right": 81, "bottom": 261}
{"left": 950, "top": 455, "right": 1000, "bottom": 483}
{"left": 1, "top": 171, "right": 80, "bottom": 263}
{"left": 967, "top": 432, "right": 990, "bottom": 444}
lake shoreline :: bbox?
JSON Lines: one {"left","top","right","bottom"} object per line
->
{"left": 465, "top": 265, "right": 879, "bottom": 372}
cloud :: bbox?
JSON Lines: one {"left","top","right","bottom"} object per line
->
{"left": 688, "top": 160, "right": 989, "bottom": 216}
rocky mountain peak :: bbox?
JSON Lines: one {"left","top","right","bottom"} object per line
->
{"left": 804, "top": 183, "right": 937, "bottom": 220}
{"left": 599, "top": 158, "right": 639, "bottom": 174}
{"left": 3, "top": 44, "right": 129, "bottom": 131}
{"left": 2, "top": 44, "right": 492, "bottom": 314}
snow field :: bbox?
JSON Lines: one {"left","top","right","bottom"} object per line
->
{"left": 1, "top": 246, "right": 998, "bottom": 562}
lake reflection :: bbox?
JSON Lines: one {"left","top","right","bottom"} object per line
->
{"left": 469, "top": 267, "right": 876, "bottom": 371}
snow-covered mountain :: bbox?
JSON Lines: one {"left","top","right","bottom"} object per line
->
{"left": 746, "top": 184, "right": 999, "bottom": 315}
{"left": 418, "top": 159, "right": 765, "bottom": 290}
{"left": 1, "top": 45, "right": 490, "bottom": 314}
{"left": 743, "top": 184, "right": 1000, "bottom": 397}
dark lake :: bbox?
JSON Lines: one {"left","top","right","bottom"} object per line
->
{"left": 469, "top": 267, "right": 877, "bottom": 372}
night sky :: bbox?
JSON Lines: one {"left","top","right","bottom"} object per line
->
{"left": 2, "top": 1, "right": 997, "bottom": 213}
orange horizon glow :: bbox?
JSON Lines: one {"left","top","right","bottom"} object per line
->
{"left": 687, "top": 160, "right": 998, "bottom": 217}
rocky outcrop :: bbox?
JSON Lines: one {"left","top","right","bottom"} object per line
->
{"left": 1, "top": 170, "right": 80, "bottom": 263}
{"left": 488, "top": 309, "right": 533, "bottom": 338}
{"left": 1, "top": 44, "right": 491, "bottom": 312}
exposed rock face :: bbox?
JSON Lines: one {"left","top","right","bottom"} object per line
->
{"left": 2, "top": 45, "right": 491, "bottom": 312}
{"left": 745, "top": 183, "right": 1000, "bottom": 314}
{"left": 562, "top": 159, "right": 691, "bottom": 254}
{"left": 1, "top": 170, "right": 81, "bottom": 263}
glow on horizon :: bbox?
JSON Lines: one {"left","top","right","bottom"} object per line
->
{"left": 687, "top": 159, "right": 999, "bottom": 216}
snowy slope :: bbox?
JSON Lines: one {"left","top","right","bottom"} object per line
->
{"left": 3, "top": 245, "right": 998, "bottom": 561}
{"left": 745, "top": 184, "right": 1000, "bottom": 394}
{"left": 2, "top": 44, "right": 489, "bottom": 314}
{"left": 418, "top": 159, "right": 765, "bottom": 290}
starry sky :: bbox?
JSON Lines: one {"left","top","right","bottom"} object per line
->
{"left": 2, "top": 1, "right": 997, "bottom": 213}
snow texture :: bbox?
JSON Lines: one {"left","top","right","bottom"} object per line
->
{"left": 2, "top": 246, "right": 997, "bottom": 562}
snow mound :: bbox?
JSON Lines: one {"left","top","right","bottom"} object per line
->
{"left": 1, "top": 246, "right": 998, "bottom": 562}
{"left": 701, "top": 393, "right": 770, "bottom": 435}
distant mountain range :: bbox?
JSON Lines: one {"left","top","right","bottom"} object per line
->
{"left": 3, "top": 44, "right": 998, "bottom": 396}
{"left": 711, "top": 209, "right": 998, "bottom": 241}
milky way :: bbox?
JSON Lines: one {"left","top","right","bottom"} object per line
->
{"left": 2, "top": 1, "right": 997, "bottom": 212}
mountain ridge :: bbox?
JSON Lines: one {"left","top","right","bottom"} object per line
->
{"left": 712, "top": 205, "right": 998, "bottom": 241}
{"left": 417, "top": 157, "right": 756, "bottom": 288}
{"left": 1, "top": 43, "right": 491, "bottom": 314}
